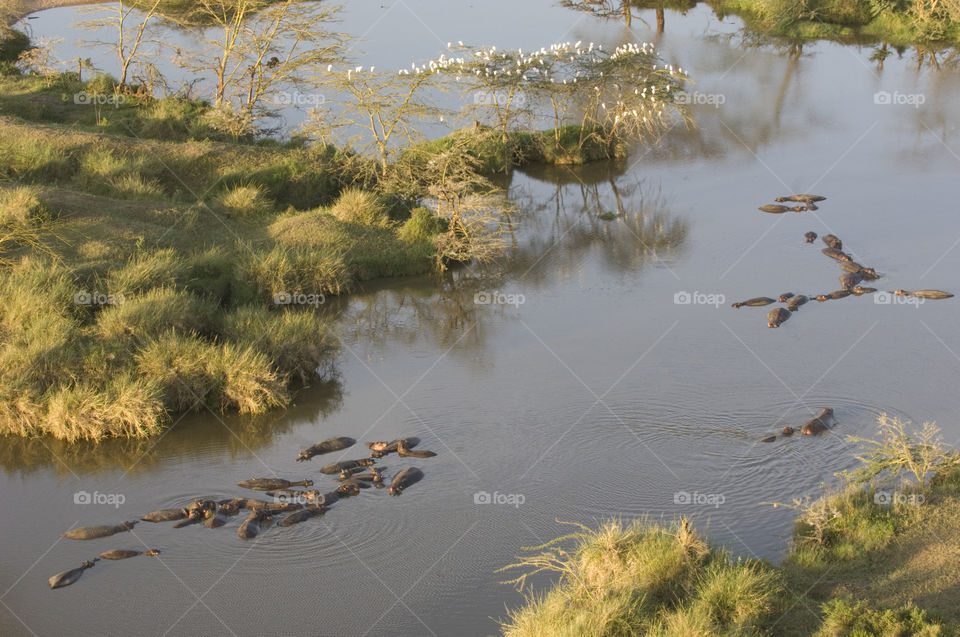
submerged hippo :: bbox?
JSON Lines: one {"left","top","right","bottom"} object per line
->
{"left": 173, "top": 509, "right": 206, "bottom": 529}
{"left": 320, "top": 458, "right": 376, "bottom": 475}
{"left": 781, "top": 426, "right": 794, "bottom": 436}
{"left": 203, "top": 511, "right": 228, "bottom": 528}
{"left": 778, "top": 292, "right": 795, "bottom": 302}
{"left": 839, "top": 261, "right": 879, "bottom": 278}
{"left": 892, "top": 289, "right": 954, "bottom": 299}
{"left": 237, "top": 478, "right": 313, "bottom": 491}
{"left": 62, "top": 521, "right": 138, "bottom": 541}
{"left": 766, "top": 307, "right": 791, "bottom": 328}
{"left": 851, "top": 286, "right": 877, "bottom": 295}
{"left": 365, "top": 438, "right": 419, "bottom": 458}
{"left": 98, "top": 549, "right": 160, "bottom": 560}
{"left": 217, "top": 499, "right": 244, "bottom": 515}
{"left": 822, "top": 247, "right": 852, "bottom": 262}
{"left": 237, "top": 510, "right": 271, "bottom": 539}
{"left": 336, "top": 482, "right": 362, "bottom": 497}
{"left": 731, "top": 297, "right": 776, "bottom": 309}
{"left": 760, "top": 435, "right": 776, "bottom": 443}
{"left": 397, "top": 439, "right": 437, "bottom": 458}
{"left": 759, "top": 204, "right": 806, "bottom": 213}
{"left": 839, "top": 272, "right": 864, "bottom": 290}
{"left": 785, "top": 295, "right": 809, "bottom": 311}
{"left": 801, "top": 408, "right": 835, "bottom": 435}
{"left": 804, "top": 231, "right": 818, "bottom": 243}
{"left": 815, "top": 290, "right": 851, "bottom": 301}
{"left": 279, "top": 505, "right": 325, "bottom": 527}
{"left": 776, "top": 194, "right": 826, "bottom": 204}
{"left": 821, "top": 234, "right": 842, "bottom": 250}
{"left": 141, "top": 508, "right": 188, "bottom": 523}
{"left": 389, "top": 468, "right": 424, "bottom": 496}
{"left": 296, "top": 437, "right": 356, "bottom": 462}
{"left": 48, "top": 560, "right": 98, "bottom": 589}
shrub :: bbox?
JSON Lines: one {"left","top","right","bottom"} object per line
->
{"left": 815, "top": 598, "right": 947, "bottom": 636}
{"left": 0, "top": 185, "right": 53, "bottom": 226}
{"left": 239, "top": 244, "right": 350, "bottom": 299}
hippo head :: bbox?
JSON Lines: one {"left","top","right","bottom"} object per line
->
{"left": 892, "top": 289, "right": 906, "bottom": 296}
{"left": 389, "top": 486, "right": 402, "bottom": 496}
{"left": 296, "top": 451, "right": 311, "bottom": 462}
{"left": 144, "top": 550, "right": 161, "bottom": 557}
{"left": 815, "top": 295, "right": 828, "bottom": 301}
{"left": 774, "top": 197, "right": 788, "bottom": 202}
{"left": 339, "top": 469, "right": 350, "bottom": 479}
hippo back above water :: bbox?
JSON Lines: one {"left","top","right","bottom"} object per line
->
{"left": 801, "top": 408, "right": 835, "bottom": 435}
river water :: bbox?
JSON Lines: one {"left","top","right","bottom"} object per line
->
{"left": 3, "top": 2, "right": 960, "bottom": 636}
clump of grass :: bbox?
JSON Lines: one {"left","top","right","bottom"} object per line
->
{"left": 136, "top": 331, "right": 289, "bottom": 414}
{"left": 398, "top": 206, "right": 448, "bottom": 243}
{"left": 43, "top": 375, "right": 166, "bottom": 441}
{"left": 814, "top": 598, "right": 947, "bottom": 636}
{"left": 216, "top": 183, "right": 273, "bottom": 217}
{"left": 0, "top": 185, "right": 53, "bottom": 226}
{"left": 96, "top": 287, "right": 219, "bottom": 342}
{"left": 104, "top": 249, "right": 185, "bottom": 297}
{"left": 499, "top": 518, "right": 780, "bottom": 637}
{"left": 239, "top": 243, "right": 350, "bottom": 299}
{"left": 220, "top": 305, "right": 331, "bottom": 384}
{"left": 328, "top": 187, "right": 389, "bottom": 226}
{"left": 107, "top": 173, "right": 165, "bottom": 200}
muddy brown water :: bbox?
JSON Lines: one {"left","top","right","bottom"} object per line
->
{"left": 3, "top": 2, "right": 960, "bottom": 635}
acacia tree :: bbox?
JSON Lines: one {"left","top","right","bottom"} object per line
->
{"left": 174, "top": 0, "right": 344, "bottom": 118}
{"left": 313, "top": 60, "right": 452, "bottom": 176}
{"left": 77, "top": 0, "right": 163, "bottom": 88}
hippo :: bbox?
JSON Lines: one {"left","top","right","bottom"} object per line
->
{"left": 839, "top": 261, "right": 879, "bottom": 279}
{"left": 785, "top": 295, "right": 808, "bottom": 311}
{"left": 778, "top": 292, "right": 795, "bottom": 302}
{"left": 839, "top": 272, "right": 864, "bottom": 290}
{"left": 314, "top": 491, "right": 341, "bottom": 506}
{"left": 801, "top": 408, "right": 835, "bottom": 435}
{"left": 48, "top": 560, "right": 98, "bottom": 589}
{"left": 851, "top": 286, "right": 877, "bottom": 295}
{"left": 186, "top": 499, "right": 218, "bottom": 513}
{"left": 781, "top": 426, "right": 794, "bottom": 436}
{"left": 237, "top": 478, "right": 313, "bottom": 491}
{"left": 336, "top": 482, "right": 362, "bottom": 497}
{"left": 62, "top": 521, "right": 138, "bottom": 541}
{"left": 296, "top": 437, "right": 356, "bottom": 462}
{"left": 389, "top": 468, "right": 424, "bottom": 496}
{"left": 320, "top": 458, "right": 376, "bottom": 475}
{"left": 237, "top": 510, "right": 271, "bottom": 539}
{"left": 815, "top": 290, "right": 851, "bottom": 301}
{"left": 397, "top": 439, "right": 437, "bottom": 458}
{"left": 279, "top": 505, "right": 325, "bottom": 527}
{"left": 203, "top": 511, "right": 228, "bottom": 528}
{"left": 246, "top": 499, "right": 303, "bottom": 513}
{"left": 338, "top": 466, "right": 370, "bottom": 479}
{"left": 173, "top": 509, "right": 206, "bottom": 529}
{"left": 760, "top": 435, "right": 776, "bottom": 443}
{"left": 804, "top": 231, "right": 818, "bottom": 243}
{"left": 822, "top": 247, "right": 852, "bottom": 262}
{"left": 340, "top": 478, "right": 372, "bottom": 490}
{"left": 766, "top": 307, "right": 791, "bottom": 328}
{"left": 731, "top": 297, "right": 776, "bottom": 309}
{"left": 821, "top": 234, "right": 842, "bottom": 250}
{"left": 98, "top": 549, "right": 160, "bottom": 560}
{"left": 892, "top": 289, "right": 954, "bottom": 299}
{"left": 776, "top": 194, "right": 826, "bottom": 204}
{"left": 217, "top": 499, "right": 244, "bottom": 515}
{"left": 365, "top": 438, "right": 419, "bottom": 458}
{"left": 141, "top": 508, "right": 188, "bottom": 523}
{"left": 759, "top": 204, "right": 806, "bottom": 213}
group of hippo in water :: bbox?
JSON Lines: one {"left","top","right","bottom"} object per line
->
{"left": 734, "top": 195, "right": 953, "bottom": 328}
{"left": 49, "top": 436, "right": 435, "bottom": 589}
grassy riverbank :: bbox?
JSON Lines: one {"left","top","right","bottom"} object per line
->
{"left": 0, "top": 61, "right": 451, "bottom": 440}
{"left": 500, "top": 418, "right": 960, "bottom": 636}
